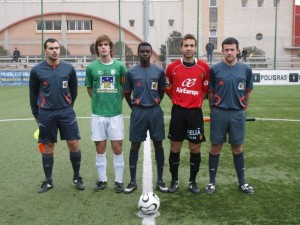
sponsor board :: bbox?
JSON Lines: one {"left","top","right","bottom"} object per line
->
{"left": 0, "top": 70, "right": 299, "bottom": 86}
{"left": 0, "top": 70, "right": 86, "bottom": 86}
{"left": 253, "top": 70, "right": 300, "bottom": 85}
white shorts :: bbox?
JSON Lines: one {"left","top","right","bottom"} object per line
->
{"left": 91, "top": 114, "right": 124, "bottom": 141}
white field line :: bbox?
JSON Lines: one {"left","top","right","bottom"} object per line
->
{"left": 142, "top": 131, "right": 156, "bottom": 225}
{"left": 1, "top": 117, "right": 300, "bottom": 122}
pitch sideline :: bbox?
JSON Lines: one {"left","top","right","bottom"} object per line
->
{"left": 1, "top": 117, "right": 300, "bottom": 122}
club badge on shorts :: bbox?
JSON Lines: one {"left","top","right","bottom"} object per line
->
{"left": 238, "top": 82, "right": 245, "bottom": 90}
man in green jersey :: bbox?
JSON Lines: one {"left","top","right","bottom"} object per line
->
{"left": 85, "top": 35, "right": 127, "bottom": 193}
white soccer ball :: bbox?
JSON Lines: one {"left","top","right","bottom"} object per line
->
{"left": 138, "top": 192, "right": 160, "bottom": 215}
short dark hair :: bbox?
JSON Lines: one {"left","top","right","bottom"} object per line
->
{"left": 222, "top": 37, "right": 239, "bottom": 50}
{"left": 95, "top": 35, "right": 113, "bottom": 57}
{"left": 181, "top": 34, "right": 197, "bottom": 47}
{"left": 138, "top": 42, "right": 152, "bottom": 53}
{"left": 44, "top": 38, "right": 59, "bottom": 49}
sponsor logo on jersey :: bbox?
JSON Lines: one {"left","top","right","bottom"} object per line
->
{"left": 176, "top": 87, "right": 199, "bottom": 96}
{"left": 182, "top": 78, "right": 196, "bottom": 87}
{"left": 176, "top": 78, "right": 199, "bottom": 96}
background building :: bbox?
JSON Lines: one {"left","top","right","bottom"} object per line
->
{"left": 0, "top": 0, "right": 298, "bottom": 68}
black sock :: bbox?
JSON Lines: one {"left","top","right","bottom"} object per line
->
{"left": 155, "top": 146, "right": 165, "bottom": 182}
{"left": 233, "top": 152, "right": 246, "bottom": 185}
{"left": 208, "top": 153, "right": 220, "bottom": 184}
{"left": 70, "top": 150, "right": 81, "bottom": 178}
{"left": 42, "top": 153, "right": 54, "bottom": 182}
{"left": 129, "top": 148, "right": 139, "bottom": 183}
{"left": 169, "top": 152, "right": 180, "bottom": 182}
{"left": 189, "top": 152, "right": 201, "bottom": 182}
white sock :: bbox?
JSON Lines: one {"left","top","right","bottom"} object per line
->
{"left": 96, "top": 153, "right": 107, "bottom": 182}
{"left": 113, "top": 152, "right": 124, "bottom": 183}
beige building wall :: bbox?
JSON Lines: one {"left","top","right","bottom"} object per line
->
{"left": 0, "top": 0, "right": 295, "bottom": 60}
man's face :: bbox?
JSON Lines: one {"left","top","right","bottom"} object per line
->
{"left": 181, "top": 39, "right": 196, "bottom": 60}
{"left": 222, "top": 44, "right": 239, "bottom": 63}
{"left": 45, "top": 42, "right": 60, "bottom": 61}
{"left": 98, "top": 41, "right": 111, "bottom": 57}
{"left": 138, "top": 46, "right": 152, "bottom": 62}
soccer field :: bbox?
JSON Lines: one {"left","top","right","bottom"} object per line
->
{"left": 0, "top": 85, "right": 299, "bottom": 225}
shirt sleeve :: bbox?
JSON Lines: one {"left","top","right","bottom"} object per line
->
{"left": 165, "top": 64, "right": 173, "bottom": 96}
{"left": 69, "top": 66, "right": 78, "bottom": 104}
{"left": 120, "top": 62, "right": 127, "bottom": 88}
{"left": 202, "top": 62, "right": 210, "bottom": 93}
{"left": 85, "top": 66, "right": 93, "bottom": 87}
{"left": 29, "top": 67, "right": 40, "bottom": 118}
{"left": 208, "top": 67, "right": 215, "bottom": 92}
{"left": 124, "top": 70, "right": 133, "bottom": 93}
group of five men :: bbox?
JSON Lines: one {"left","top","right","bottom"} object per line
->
{"left": 29, "top": 34, "right": 254, "bottom": 195}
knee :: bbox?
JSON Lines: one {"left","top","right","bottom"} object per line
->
{"left": 67, "top": 140, "right": 80, "bottom": 152}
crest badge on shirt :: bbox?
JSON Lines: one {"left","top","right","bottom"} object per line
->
{"left": 62, "top": 81, "right": 68, "bottom": 88}
{"left": 151, "top": 82, "right": 158, "bottom": 90}
{"left": 238, "top": 82, "right": 245, "bottom": 90}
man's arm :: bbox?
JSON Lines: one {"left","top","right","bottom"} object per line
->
{"left": 124, "top": 91, "right": 132, "bottom": 109}
{"left": 87, "top": 87, "right": 93, "bottom": 98}
{"left": 245, "top": 90, "right": 252, "bottom": 108}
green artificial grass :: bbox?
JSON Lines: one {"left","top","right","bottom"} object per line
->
{"left": 0, "top": 85, "right": 299, "bottom": 225}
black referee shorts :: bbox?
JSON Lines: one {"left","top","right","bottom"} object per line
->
{"left": 168, "top": 104, "right": 206, "bottom": 144}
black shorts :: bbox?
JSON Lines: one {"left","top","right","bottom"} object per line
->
{"left": 168, "top": 104, "right": 206, "bottom": 144}
{"left": 38, "top": 107, "right": 81, "bottom": 143}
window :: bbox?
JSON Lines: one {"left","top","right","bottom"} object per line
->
{"left": 273, "top": 0, "right": 279, "bottom": 7}
{"left": 241, "top": 0, "right": 247, "bottom": 7}
{"left": 257, "top": 0, "right": 263, "bottom": 7}
{"left": 210, "top": 0, "right": 217, "bottom": 7}
{"left": 129, "top": 20, "right": 135, "bottom": 27}
{"left": 209, "top": 29, "right": 217, "bottom": 37}
{"left": 36, "top": 20, "right": 61, "bottom": 31}
{"left": 209, "top": 37, "right": 217, "bottom": 50}
{"left": 209, "top": 7, "right": 218, "bottom": 23}
{"left": 67, "top": 20, "right": 92, "bottom": 31}
{"left": 168, "top": 19, "right": 174, "bottom": 27}
{"left": 149, "top": 20, "right": 155, "bottom": 27}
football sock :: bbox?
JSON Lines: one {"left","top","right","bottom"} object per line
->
{"left": 154, "top": 146, "right": 165, "bottom": 182}
{"left": 70, "top": 150, "right": 81, "bottom": 178}
{"left": 233, "top": 152, "right": 246, "bottom": 185}
{"left": 169, "top": 152, "right": 180, "bottom": 182}
{"left": 42, "top": 153, "right": 54, "bottom": 182}
{"left": 189, "top": 152, "right": 201, "bottom": 182}
{"left": 96, "top": 152, "right": 107, "bottom": 182}
{"left": 113, "top": 152, "right": 124, "bottom": 183}
{"left": 129, "top": 148, "right": 139, "bottom": 183}
{"left": 208, "top": 152, "right": 220, "bottom": 184}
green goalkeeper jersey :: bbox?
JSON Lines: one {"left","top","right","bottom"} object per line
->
{"left": 85, "top": 59, "right": 126, "bottom": 116}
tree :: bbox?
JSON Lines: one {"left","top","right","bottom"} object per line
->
{"left": 159, "top": 31, "right": 182, "bottom": 68}
{"left": 167, "top": 31, "right": 182, "bottom": 56}
{"left": 60, "top": 45, "right": 70, "bottom": 57}
{"left": 0, "top": 46, "right": 9, "bottom": 56}
{"left": 113, "top": 41, "right": 136, "bottom": 68}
